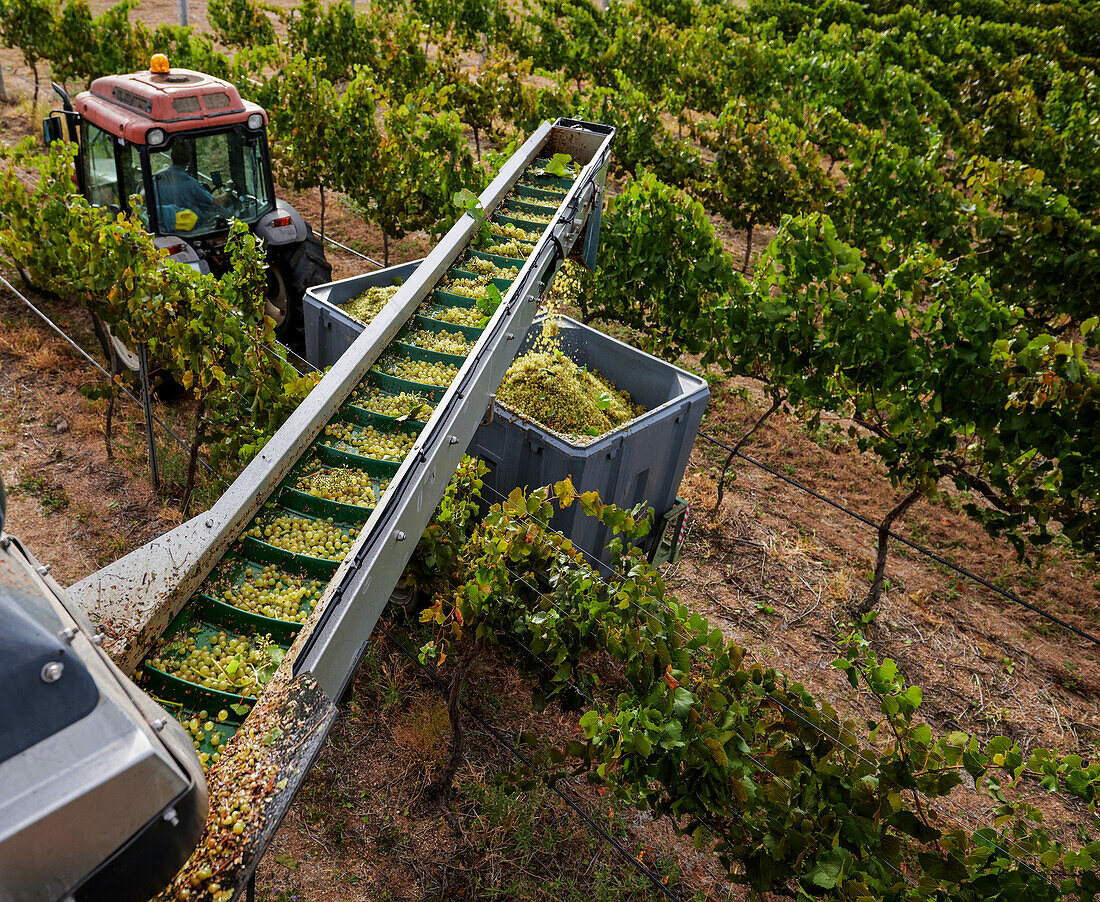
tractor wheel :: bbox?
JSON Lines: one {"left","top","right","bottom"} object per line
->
{"left": 267, "top": 225, "right": 331, "bottom": 355}
{"left": 388, "top": 576, "right": 425, "bottom": 619}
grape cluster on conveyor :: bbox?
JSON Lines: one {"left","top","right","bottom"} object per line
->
{"left": 405, "top": 328, "right": 473, "bottom": 356}
{"left": 419, "top": 303, "right": 486, "bottom": 328}
{"left": 247, "top": 513, "right": 358, "bottom": 561}
{"left": 294, "top": 467, "right": 388, "bottom": 507}
{"left": 321, "top": 421, "right": 417, "bottom": 461}
{"left": 148, "top": 630, "right": 276, "bottom": 697}
{"left": 351, "top": 387, "right": 437, "bottom": 420}
{"left": 216, "top": 563, "right": 324, "bottom": 623}
{"left": 488, "top": 220, "right": 542, "bottom": 242}
{"left": 461, "top": 256, "right": 519, "bottom": 278}
{"left": 378, "top": 356, "right": 461, "bottom": 387}
{"left": 441, "top": 277, "right": 495, "bottom": 301}
{"left": 500, "top": 205, "right": 553, "bottom": 223}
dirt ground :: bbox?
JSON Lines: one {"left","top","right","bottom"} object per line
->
{"left": 0, "top": 12, "right": 1097, "bottom": 902}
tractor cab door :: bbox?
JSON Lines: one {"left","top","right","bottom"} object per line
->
{"left": 78, "top": 121, "right": 147, "bottom": 225}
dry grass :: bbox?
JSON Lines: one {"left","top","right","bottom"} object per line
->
{"left": 391, "top": 696, "right": 450, "bottom": 778}
{"left": 0, "top": 321, "right": 44, "bottom": 355}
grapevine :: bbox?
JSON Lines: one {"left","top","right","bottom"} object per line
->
{"left": 415, "top": 480, "right": 1100, "bottom": 902}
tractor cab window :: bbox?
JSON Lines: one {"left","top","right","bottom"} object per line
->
{"left": 81, "top": 122, "right": 122, "bottom": 211}
{"left": 149, "top": 129, "right": 272, "bottom": 237}
{"left": 118, "top": 142, "right": 147, "bottom": 225}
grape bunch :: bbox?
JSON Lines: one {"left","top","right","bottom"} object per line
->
{"left": 214, "top": 563, "right": 324, "bottom": 623}
{"left": 406, "top": 328, "right": 473, "bottom": 356}
{"left": 462, "top": 255, "right": 519, "bottom": 279}
{"left": 147, "top": 630, "right": 277, "bottom": 697}
{"left": 378, "top": 356, "right": 460, "bottom": 387}
{"left": 442, "top": 277, "right": 493, "bottom": 301}
{"left": 501, "top": 204, "right": 553, "bottom": 224}
{"left": 481, "top": 237, "right": 531, "bottom": 258}
{"left": 489, "top": 220, "right": 542, "bottom": 242}
{"left": 179, "top": 706, "right": 246, "bottom": 769}
{"left": 497, "top": 323, "right": 642, "bottom": 442}
{"left": 247, "top": 512, "right": 358, "bottom": 560}
{"left": 295, "top": 467, "right": 387, "bottom": 507}
{"left": 210, "top": 794, "right": 253, "bottom": 835}
{"left": 517, "top": 177, "right": 567, "bottom": 195}
{"left": 322, "top": 421, "right": 417, "bottom": 461}
{"left": 420, "top": 303, "right": 485, "bottom": 328}
{"left": 342, "top": 285, "right": 400, "bottom": 324}
{"left": 351, "top": 387, "right": 436, "bottom": 420}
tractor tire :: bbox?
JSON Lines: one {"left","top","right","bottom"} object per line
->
{"left": 268, "top": 225, "right": 332, "bottom": 355}
{"left": 388, "top": 576, "right": 425, "bottom": 619}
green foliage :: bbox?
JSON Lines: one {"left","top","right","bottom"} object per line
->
{"left": 208, "top": 0, "right": 276, "bottom": 48}
{"left": 0, "top": 0, "right": 55, "bottom": 99}
{"left": 283, "top": 0, "right": 375, "bottom": 84}
{"left": 406, "top": 456, "right": 487, "bottom": 598}
{"left": 413, "top": 0, "right": 507, "bottom": 49}
{"left": 521, "top": 0, "right": 608, "bottom": 91}
{"left": 578, "top": 69, "right": 701, "bottom": 185}
{"left": 0, "top": 140, "right": 309, "bottom": 470}
{"left": 415, "top": 479, "right": 1100, "bottom": 900}
{"left": 710, "top": 212, "right": 1100, "bottom": 559}
{"left": 268, "top": 55, "right": 338, "bottom": 200}
{"left": 48, "top": 0, "right": 95, "bottom": 87}
{"left": 582, "top": 170, "right": 734, "bottom": 359}
{"left": 695, "top": 96, "right": 834, "bottom": 270}
{"left": 337, "top": 75, "right": 478, "bottom": 264}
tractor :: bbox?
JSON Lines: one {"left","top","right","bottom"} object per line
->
{"left": 43, "top": 54, "right": 331, "bottom": 370}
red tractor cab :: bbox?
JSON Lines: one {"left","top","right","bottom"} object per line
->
{"left": 45, "top": 55, "right": 330, "bottom": 357}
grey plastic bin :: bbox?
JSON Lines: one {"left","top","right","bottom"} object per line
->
{"left": 470, "top": 315, "right": 709, "bottom": 573}
{"left": 304, "top": 259, "right": 424, "bottom": 369}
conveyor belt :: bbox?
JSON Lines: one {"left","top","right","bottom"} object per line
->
{"left": 67, "top": 118, "right": 614, "bottom": 901}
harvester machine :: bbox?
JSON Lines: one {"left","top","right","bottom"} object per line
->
{"left": 2, "top": 118, "right": 614, "bottom": 901}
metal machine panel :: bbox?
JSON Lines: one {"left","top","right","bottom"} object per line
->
{"left": 0, "top": 533, "right": 205, "bottom": 902}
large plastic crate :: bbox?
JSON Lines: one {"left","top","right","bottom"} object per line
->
{"left": 470, "top": 315, "right": 709, "bottom": 572}
{"left": 303, "top": 259, "right": 424, "bottom": 369}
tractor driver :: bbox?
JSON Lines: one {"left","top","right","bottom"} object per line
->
{"left": 154, "top": 142, "right": 223, "bottom": 230}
